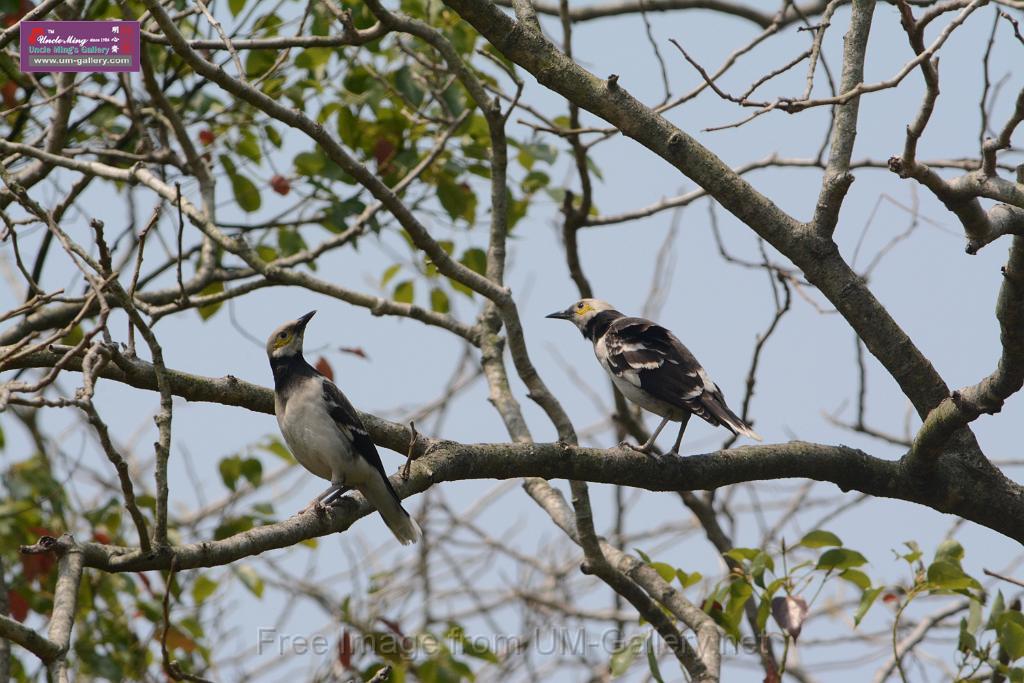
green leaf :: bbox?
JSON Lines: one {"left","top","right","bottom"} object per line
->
{"left": 646, "top": 634, "right": 664, "bottom": 683}
{"left": 650, "top": 562, "right": 675, "bottom": 583}
{"left": 609, "top": 635, "right": 643, "bottom": 677}
{"left": 256, "top": 245, "right": 278, "bottom": 263}
{"left": 219, "top": 456, "right": 241, "bottom": 491}
{"left": 900, "top": 540, "right": 923, "bottom": 565}
{"left": 264, "top": 125, "right": 282, "bottom": 148}
{"left": 855, "top": 587, "right": 883, "bottom": 626}
{"left": 634, "top": 548, "right": 653, "bottom": 564}
{"left": 926, "top": 560, "right": 981, "bottom": 591}
{"left": 381, "top": 264, "right": 402, "bottom": 287}
{"left": 989, "top": 591, "right": 1007, "bottom": 631}
{"left": 934, "top": 539, "right": 965, "bottom": 564}
{"left": 724, "top": 547, "right": 760, "bottom": 564}
{"left": 756, "top": 595, "right": 772, "bottom": 633}
{"left": 799, "top": 530, "right": 843, "bottom": 548}
{"left": 277, "top": 228, "right": 307, "bottom": 257}
{"left": 437, "top": 175, "right": 476, "bottom": 223}
{"left": 236, "top": 564, "right": 264, "bottom": 598}
{"left": 839, "top": 569, "right": 872, "bottom": 591}
{"left": 236, "top": 130, "right": 261, "bottom": 163}
{"left": 260, "top": 437, "right": 293, "bottom": 462}
{"left": 240, "top": 457, "right": 262, "bottom": 488}
{"left": 394, "top": 65, "right": 424, "bottom": 106}
{"left": 61, "top": 324, "right": 84, "bottom": 346}
{"left": 722, "top": 580, "right": 753, "bottom": 641}
{"left": 229, "top": 172, "right": 261, "bottom": 213}
{"left": 191, "top": 575, "right": 218, "bottom": 604}
{"left": 521, "top": 170, "right": 550, "bottom": 194}
{"left": 958, "top": 617, "right": 977, "bottom": 654}
{"left": 294, "top": 150, "right": 326, "bottom": 176}
{"left": 816, "top": 548, "right": 867, "bottom": 571}
{"left": 197, "top": 280, "right": 225, "bottom": 320}
{"left": 430, "top": 287, "right": 450, "bottom": 313}
{"left": 1003, "top": 620, "right": 1024, "bottom": 660}
{"left": 393, "top": 280, "right": 414, "bottom": 304}
{"left": 459, "top": 247, "right": 487, "bottom": 276}
{"left": 228, "top": 0, "right": 245, "bottom": 16}
{"left": 676, "top": 570, "right": 702, "bottom": 589}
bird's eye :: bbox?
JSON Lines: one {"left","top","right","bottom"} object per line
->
{"left": 278, "top": 331, "right": 288, "bottom": 340}
{"left": 576, "top": 302, "right": 585, "bottom": 310}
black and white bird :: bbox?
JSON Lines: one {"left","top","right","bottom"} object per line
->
{"left": 266, "top": 311, "right": 421, "bottom": 545}
{"left": 547, "top": 299, "right": 761, "bottom": 454}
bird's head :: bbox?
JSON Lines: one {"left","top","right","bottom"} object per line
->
{"left": 266, "top": 310, "right": 316, "bottom": 359}
{"left": 546, "top": 298, "right": 616, "bottom": 331}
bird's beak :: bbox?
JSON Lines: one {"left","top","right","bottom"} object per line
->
{"left": 295, "top": 310, "right": 316, "bottom": 330}
{"left": 546, "top": 308, "right": 572, "bottom": 320}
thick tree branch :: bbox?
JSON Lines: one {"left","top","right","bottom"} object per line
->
{"left": 812, "top": 0, "right": 875, "bottom": 237}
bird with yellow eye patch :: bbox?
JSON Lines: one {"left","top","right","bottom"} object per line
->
{"left": 547, "top": 298, "right": 761, "bottom": 454}
{"left": 266, "top": 311, "right": 421, "bottom": 545}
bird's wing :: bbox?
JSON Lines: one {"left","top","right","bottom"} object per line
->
{"left": 604, "top": 317, "right": 723, "bottom": 422}
{"left": 320, "top": 380, "right": 398, "bottom": 493}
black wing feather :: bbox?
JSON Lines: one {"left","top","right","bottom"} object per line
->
{"left": 605, "top": 317, "right": 726, "bottom": 427}
{"left": 321, "top": 380, "right": 402, "bottom": 501}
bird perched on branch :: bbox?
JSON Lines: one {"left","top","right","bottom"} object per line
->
{"left": 266, "top": 311, "right": 421, "bottom": 545}
{"left": 547, "top": 299, "right": 761, "bottom": 454}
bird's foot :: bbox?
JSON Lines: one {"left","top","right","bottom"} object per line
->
{"left": 299, "top": 498, "right": 331, "bottom": 517}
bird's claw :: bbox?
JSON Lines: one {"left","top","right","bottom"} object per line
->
{"left": 299, "top": 499, "right": 331, "bottom": 517}
{"left": 618, "top": 440, "right": 650, "bottom": 454}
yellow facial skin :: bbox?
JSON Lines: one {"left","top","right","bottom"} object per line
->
{"left": 272, "top": 330, "right": 292, "bottom": 349}
{"left": 574, "top": 301, "right": 593, "bottom": 317}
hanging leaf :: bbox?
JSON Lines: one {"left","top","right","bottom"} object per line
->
{"left": 315, "top": 356, "right": 334, "bottom": 381}
{"left": 393, "top": 280, "right": 414, "bottom": 304}
{"left": 799, "top": 530, "right": 842, "bottom": 548}
{"left": 609, "top": 635, "right": 644, "bottom": 677}
{"left": 197, "top": 280, "right": 225, "bottom": 320}
{"left": 229, "top": 172, "right": 261, "bottom": 213}
{"left": 430, "top": 287, "right": 450, "bottom": 313}
{"left": 236, "top": 564, "right": 264, "bottom": 598}
{"left": 771, "top": 595, "right": 809, "bottom": 641}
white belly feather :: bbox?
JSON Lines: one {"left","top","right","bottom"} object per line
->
{"left": 275, "top": 380, "right": 377, "bottom": 486}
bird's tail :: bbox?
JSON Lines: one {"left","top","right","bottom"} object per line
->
{"left": 708, "top": 399, "right": 762, "bottom": 442}
{"left": 362, "top": 475, "right": 422, "bottom": 545}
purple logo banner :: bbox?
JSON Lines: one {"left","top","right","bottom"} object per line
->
{"left": 20, "top": 20, "right": 140, "bottom": 73}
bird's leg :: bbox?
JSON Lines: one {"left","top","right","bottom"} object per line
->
{"left": 301, "top": 481, "right": 348, "bottom": 514}
{"left": 321, "top": 484, "right": 351, "bottom": 507}
{"left": 620, "top": 416, "right": 670, "bottom": 454}
{"left": 667, "top": 413, "right": 692, "bottom": 456}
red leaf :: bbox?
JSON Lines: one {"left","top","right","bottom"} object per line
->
{"left": 1, "top": 81, "right": 18, "bottom": 109}
{"left": 270, "top": 174, "right": 291, "bottom": 196}
{"left": 21, "top": 552, "right": 55, "bottom": 584}
{"left": 92, "top": 531, "right": 111, "bottom": 545}
{"left": 771, "top": 595, "right": 809, "bottom": 641}
{"left": 373, "top": 138, "right": 396, "bottom": 167}
{"left": 882, "top": 592, "right": 899, "bottom": 604}
{"left": 314, "top": 357, "right": 334, "bottom": 381}
{"left": 338, "top": 346, "right": 369, "bottom": 360}
{"left": 1, "top": 0, "right": 34, "bottom": 28}
{"left": 7, "top": 590, "right": 28, "bottom": 622}
{"left": 338, "top": 629, "right": 353, "bottom": 668}
{"left": 198, "top": 129, "right": 215, "bottom": 146}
